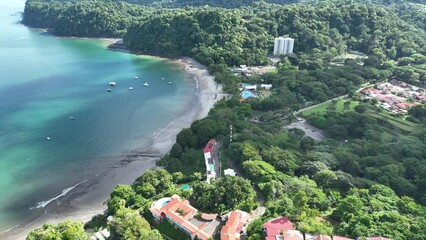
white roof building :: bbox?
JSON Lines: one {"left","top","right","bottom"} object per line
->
{"left": 261, "top": 84, "right": 273, "bottom": 90}
{"left": 224, "top": 168, "right": 236, "bottom": 176}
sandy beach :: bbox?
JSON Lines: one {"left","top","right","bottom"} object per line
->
{"left": 3, "top": 57, "right": 226, "bottom": 240}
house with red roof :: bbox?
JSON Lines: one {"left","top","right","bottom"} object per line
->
{"left": 262, "top": 216, "right": 294, "bottom": 240}
{"left": 150, "top": 194, "right": 213, "bottom": 240}
{"left": 220, "top": 210, "right": 251, "bottom": 240}
{"left": 203, "top": 139, "right": 217, "bottom": 183}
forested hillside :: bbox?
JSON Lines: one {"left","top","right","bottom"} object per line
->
{"left": 24, "top": 0, "right": 426, "bottom": 67}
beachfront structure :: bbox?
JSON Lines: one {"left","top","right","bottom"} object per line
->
{"left": 220, "top": 210, "right": 251, "bottom": 240}
{"left": 150, "top": 195, "right": 213, "bottom": 240}
{"left": 273, "top": 37, "right": 294, "bottom": 56}
{"left": 204, "top": 139, "right": 217, "bottom": 183}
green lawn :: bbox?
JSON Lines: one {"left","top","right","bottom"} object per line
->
{"left": 301, "top": 99, "right": 359, "bottom": 117}
{"left": 144, "top": 213, "right": 191, "bottom": 240}
{"left": 367, "top": 111, "right": 419, "bottom": 133}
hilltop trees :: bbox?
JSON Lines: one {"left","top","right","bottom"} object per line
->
{"left": 26, "top": 221, "right": 86, "bottom": 240}
{"left": 112, "top": 208, "right": 162, "bottom": 240}
{"left": 24, "top": 0, "right": 426, "bottom": 66}
{"left": 190, "top": 175, "right": 257, "bottom": 213}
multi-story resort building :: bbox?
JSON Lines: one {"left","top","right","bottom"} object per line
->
{"left": 273, "top": 36, "right": 294, "bottom": 56}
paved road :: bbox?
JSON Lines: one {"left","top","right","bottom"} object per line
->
{"left": 287, "top": 94, "right": 353, "bottom": 141}
{"left": 285, "top": 119, "right": 325, "bottom": 142}
{"left": 214, "top": 142, "right": 221, "bottom": 178}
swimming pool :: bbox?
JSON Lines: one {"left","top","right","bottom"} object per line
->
{"left": 241, "top": 90, "right": 258, "bottom": 99}
{"left": 162, "top": 200, "right": 171, "bottom": 207}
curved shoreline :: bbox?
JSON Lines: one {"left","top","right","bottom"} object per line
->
{"left": 2, "top": 57, "right": 227, "bottom": 240}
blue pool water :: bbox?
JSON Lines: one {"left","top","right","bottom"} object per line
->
{"left": 241, "top": 90, "right": 258, "bottom": 99}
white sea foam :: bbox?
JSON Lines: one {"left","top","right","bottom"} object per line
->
{"left": 30, "top": 180, "right": 88, "bottom": 210}
{"left": 1, "top": 223, "right": 21, "bottom": 234}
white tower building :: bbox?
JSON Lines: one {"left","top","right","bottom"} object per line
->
{"left": 273, "top": 37, "right": 294, "bottom": 56}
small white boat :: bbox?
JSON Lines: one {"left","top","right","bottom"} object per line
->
{"left": 134, "top": 76, "right": 139, "bottom": 79}
{"left": 70, "top": 116, "right": 75, "bottom": 120}
{"left": 129, "top": 87, "right": 134, "bottom": 90}
{"left": 143, "top": 82, "right": 149, "bottom": 87}
{"left": 107, "top": 88, "right": 112, "bottom": 92}
{"left": 161, "top": 77, "right": 165, "bottom": 80}
{"left": 168, "top": 82, "right": 172, "bottom": 85}
{"left": 46, "top": 137, "right": 51, "bottom": 140}
{"left": 108, "top": 82, "right": 117, "bottom": 86}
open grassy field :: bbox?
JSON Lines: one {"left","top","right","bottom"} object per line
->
{"left": 301, "top": 99, "right": 359, "bottom": 117}
{"left": 367, "top": 111, "right": 419, "bottom": 133}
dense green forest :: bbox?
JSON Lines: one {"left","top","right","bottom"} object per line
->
{"left": 24, "top": 0, "right": 426, "bottom": 239}
{"left": 24, "top": 0, "right": 426, "bottom": 66}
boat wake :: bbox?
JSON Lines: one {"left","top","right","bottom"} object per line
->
{"left": 30, "top": 180, "right": 88, "bottom": 210}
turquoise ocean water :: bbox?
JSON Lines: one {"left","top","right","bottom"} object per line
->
{"left": 0, "top": 0, "right": 193, "bottom": 233}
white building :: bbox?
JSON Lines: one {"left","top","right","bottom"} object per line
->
{"left": 261, "top": 84, "right": 273, "bottom": 90}
{"left": 224, "top": 168, "right": 236, "bottom": 176}
{"left": 203, "top": 139, "right": 217, "bottom": 183}
{"left": 273, "top": 37, "right": 294, "bottom": 56}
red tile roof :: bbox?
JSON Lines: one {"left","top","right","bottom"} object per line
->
{"left": 201, "top": 213, "right": 218, "bottom": 221}
{"left": 397, "top": 102, "right": 420, "bottom": 109}
{"left": 150, "top": 195, "right": 211, "bottom": 240}
{"left": 263, "top": 216, "right": 294, "bottom": 237}
{"left": 333, "top": 236, "right": 354, "bottom": 240}
{"left": 220, "top": 210, "right": 250, "bottom": 240}
{"left": 284, "top": 230, "right": 304, "bottom": 240}
{"left": 203, "top": 139, "right": 217, "bottom": 153}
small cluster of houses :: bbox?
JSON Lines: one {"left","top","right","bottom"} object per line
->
{"left": 150, "top": 194, "right": 251, "bottom": 240}
{"left": 360, "top": 79, "right": 425, "bottom": 114}
{"left": 262, "top": 216, "right": 391, "bottom": 240}
{"left": 150, "top": 198, "right": 392, "bottom": 240}
{"left": 232, "top": 65, "right": 253, "bottom": 76}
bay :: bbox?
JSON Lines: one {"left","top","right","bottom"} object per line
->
{"left": 0, "top": 0, "right": 194, "bottom": 233}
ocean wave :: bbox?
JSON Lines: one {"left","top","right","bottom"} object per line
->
{"left": 30, "top": 180, "right": 88, "bottom": 210}
{"left": 1, "top": 223, "right": 22, "bottom": 234}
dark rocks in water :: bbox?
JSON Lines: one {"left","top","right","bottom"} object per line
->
{"left": 108, "top": 40, "right": 127, "bottom": 50}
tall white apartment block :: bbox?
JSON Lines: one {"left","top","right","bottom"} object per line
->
{"left": 273, "top": 36, "right": 294, "bottom": 56}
